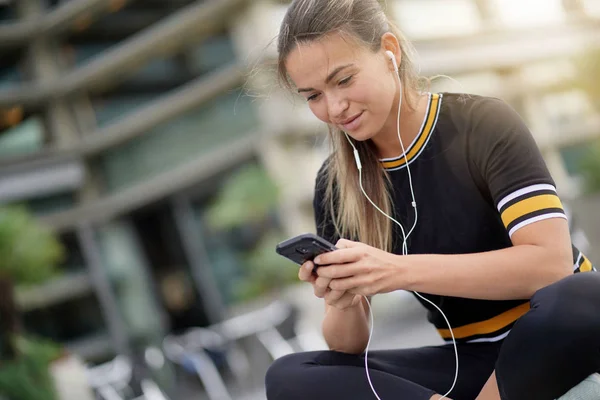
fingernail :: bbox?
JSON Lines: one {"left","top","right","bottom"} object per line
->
{"left": 314, "top": 256, "right": 321, "bottom": 264}
{"left": 305, "top": 262, "right": 313, "bottom": 270}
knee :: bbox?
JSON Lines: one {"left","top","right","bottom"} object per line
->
{"left": 265, "top": 353, "right": 297, "bottom": 392}
{"left": 265, "top": 352, "right": 313, "bottom": 399}
{"left": 531, "top": 273, "right": 600, "bottom": 337}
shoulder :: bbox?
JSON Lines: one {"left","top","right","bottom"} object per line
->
{"left": 440, "top": 93, "right": 521, "bottom": 125}
{"left": 446, "top": 93, "right": 533, "bottom": 153}
{"left": 436, "top": 93, "right": 526, "bottom": 143}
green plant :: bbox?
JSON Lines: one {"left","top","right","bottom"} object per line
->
{"left": 579, "top": 141, "right": 600, "bottom": 194}
{"left": 233, "top": 232, "right": 299, "bottom": 302}
{"left": 0, "top": 206, "right": 64, "bottom": 400}
{"left": 206, "top": 165, "right": 298, "bottom": 301}
{"left": 206, "top": 164, "right": 279, "bottom": 230}
{"left": 0, "top": 337, "right": 62, "bottom": 400}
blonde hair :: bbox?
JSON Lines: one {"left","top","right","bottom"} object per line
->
{"left": 277, "top": 0, "right": 426, "bottom": 251}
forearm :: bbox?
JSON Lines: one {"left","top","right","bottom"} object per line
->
{"left": 403, "top": 245, "right": 572, "bottom": 300}
{"left": 322, "top": 299, "right": 370, "bottom": 354}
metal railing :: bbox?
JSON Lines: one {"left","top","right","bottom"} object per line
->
{"left": 86, "top": 355, "right": 171, "bottom": 400}
{"left": 162, "top": 300, "right": 324, "bottom": 400}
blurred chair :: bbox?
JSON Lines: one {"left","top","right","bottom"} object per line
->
{"left": 86, "top": 355, "right": 170, "bottom": 400}
{"left": 163, "top": 328, "right": 233, "bottom": 400}
{"left": 163, "top": 300, "right": 319, "bottom": 400}
{"left": 87, "top": 355, "right": 133, "bottom": 399}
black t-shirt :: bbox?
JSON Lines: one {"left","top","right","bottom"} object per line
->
{"left": 313, "top": 93, "right": 596, "bottom": 343}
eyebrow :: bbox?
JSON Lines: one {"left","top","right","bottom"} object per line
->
{"left": 297, "top": 64, "right": 354, "bottom": 93}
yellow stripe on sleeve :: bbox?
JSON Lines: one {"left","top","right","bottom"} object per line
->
{"left": 580, "top": 256, "right": 593, "bottom": 272}
{"left": 501, "top": 194, "right": 563, "bottom": 228}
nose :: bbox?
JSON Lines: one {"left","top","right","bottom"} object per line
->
{"left": 327, "top": 92, "right": 349, "bottom": 122}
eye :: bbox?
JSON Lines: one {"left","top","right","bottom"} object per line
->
{"left": 338, "top": 76, "right": 353, "bottom": 86}
{"left": 307, "top": 93, "right": 320, "bottom": 102}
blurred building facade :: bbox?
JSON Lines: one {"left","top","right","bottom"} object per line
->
{"left": 0, "top": 0, "right": 599, "bottom": 365}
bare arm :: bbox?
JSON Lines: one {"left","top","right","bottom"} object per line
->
{"left": 321, "top": 297, "right": 370, "bottom": 354}
{"left": 402, "top": 218, "right": 573, "bottom": 300}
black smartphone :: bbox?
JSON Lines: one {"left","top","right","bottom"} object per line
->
{"left": 275, "top": 233, "right": 337, "bottom": 266}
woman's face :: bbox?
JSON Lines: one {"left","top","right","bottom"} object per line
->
{"left": 285, "top": 32, "right": 397, "bottom": 142}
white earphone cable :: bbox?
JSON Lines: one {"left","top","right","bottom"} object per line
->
{"left": 343, "top": 55, "right": 458, "bottom": 399}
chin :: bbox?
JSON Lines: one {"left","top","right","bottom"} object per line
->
{"left": 345, "top": 129, "right": 376, "bottom": 142}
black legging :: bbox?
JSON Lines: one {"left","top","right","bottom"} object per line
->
{"left": 265, "top": 273, "right": 600, "bottom": 400}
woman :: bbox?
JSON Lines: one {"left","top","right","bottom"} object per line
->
{"left": 265, "top": 0, "right": 600, "bottom": 399}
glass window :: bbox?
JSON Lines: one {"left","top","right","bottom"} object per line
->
{"left": 0, "top": 50, "right": 26, "bottom": 88}
{"left": 491, "top": 0, "right": 565, "bottom": 28}
{"left": 186, "top": 34, "right": 237, "bottom": 75}
{"left": 69, "top": 45, "right": 188, "bottom": 77}
{"left": 97, "top": 220, "right": 167, "bottom": 340}
{"left": 88, "top": 32, "right": 237, "bottom": 127}
{"left": 58, "top": 232, "right": 86, "bottom": 272}
{"left": 92, "top": 95, "right": 157, "bottom": 127}
{"left": 193, "top": 195, "right": 247, "bottom": 306}
{"left": 0, "top": 116, "right": 45, "bottom": 158}
{"left": 21, "top": 191, "right": 76, "bottom": 217}
{"left": 22, "top": 293, "right": 107, "bottom": 343}
{"left": 133, "top": 57, "right": 186, "bottom": 81}
{"left": 68, "top": 43, "right": 112, "bottom": 66}
{"left": 393, "top": 0, "right": 482, "bottom": 40}
{"left": 44, "top": 0, "right": 68, "bottom": 9}
{"left": 99, "top": 89, "right": 260, "bottom": 192}
{"left": 0, "top": 4, "right": 16, "bottom": 22}
{"left": 65, "top": 2, "right": 201, "bottom": 60}
{"left": 0, "top": 66, "right": 21, "bottom": 89}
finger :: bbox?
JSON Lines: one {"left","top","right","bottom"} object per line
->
{"left": 329, "top": 276, "right": 364, "bottom": 292}
{"left": 314, "top": 248, "right": 362, "bottom": 267}
{"left": 298, "top": 261, "right": 315, "bottom": 282}
{"left": 316, "top": 261, "right": 363, "bottom": 279}
{"left": 313, "top": 276, "right": 331, "bottom": 298}
{"left": 335, "top": 238, "right": 361, "bottom": 249}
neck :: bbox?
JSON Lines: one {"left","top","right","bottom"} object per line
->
{"left": 371, "top": 90, "right": 428, "bottom": 160}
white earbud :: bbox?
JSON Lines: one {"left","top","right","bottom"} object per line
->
{"left": 385, "top": 50, "right": 398, "bottom": 73}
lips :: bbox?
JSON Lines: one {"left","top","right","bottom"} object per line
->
{"left": 339, "top": 112, "right": 363, "bottom": 131}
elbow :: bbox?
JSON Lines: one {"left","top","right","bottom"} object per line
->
{"left": 327, "top": 341, "right": 367, "bottom": 355}
{"left": 531, "top": 249, "right": 572, "bottom": 295}
{"left": 551, "top": 246, "right": 574, "bottom": 280}
{"left": 322, "top": 322, "right": 369, "bottom": 355}
{"left": 322, "top": 324, "right": 369, "bottom": 354}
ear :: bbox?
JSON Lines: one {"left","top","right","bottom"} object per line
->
{"left": 380, "top": 32, "right": 401, "bottom": 71}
